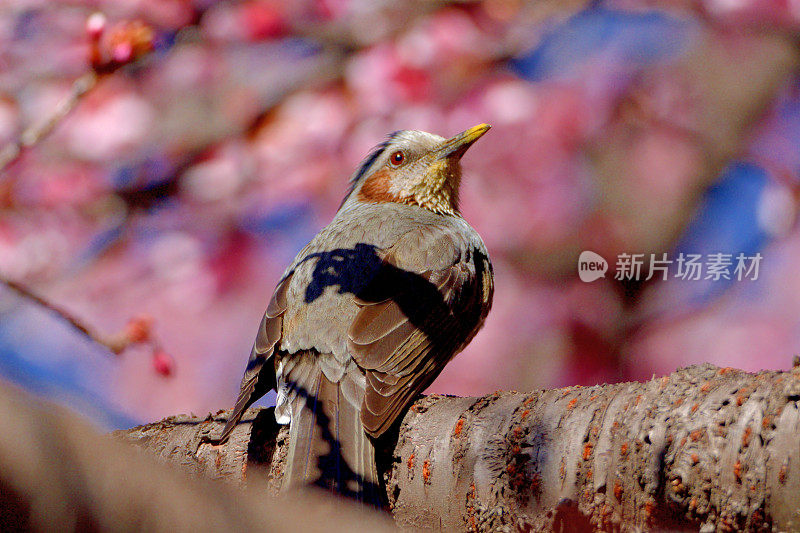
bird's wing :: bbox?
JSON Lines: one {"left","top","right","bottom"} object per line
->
{"left": 218, "top": 272, "right": 292, "bottom": 443}
{"left": 347, "top": 226, "right": 493, "bottom": 437}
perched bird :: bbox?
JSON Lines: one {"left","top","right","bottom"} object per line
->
{"left": 219, "top": 124, "right": 494, "bottom": 505}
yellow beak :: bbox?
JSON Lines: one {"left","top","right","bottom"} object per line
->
{"left": 437, "top": 123, "right": 491, "bottom": 160}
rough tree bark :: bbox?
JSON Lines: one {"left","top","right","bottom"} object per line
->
{"left": 118, "top": 363, "right": 800, "bottom": 531}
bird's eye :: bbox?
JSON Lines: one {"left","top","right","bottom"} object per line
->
{"left": 389, "top": 150, "right": 405, "bottom": 166}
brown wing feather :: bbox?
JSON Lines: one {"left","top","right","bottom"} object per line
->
{"left": 361, "top": 357, "right": 440, "bottom": 436}
{"left": 348, "top": 300, "right": 409, "bottom": 346}
{"left": 348, "top": 247, "right": 492, "bottom": 438}
{"left": 218, "top": 273, "right": 292, "bottom": 442}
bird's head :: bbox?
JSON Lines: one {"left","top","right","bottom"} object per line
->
{"left": 342, "top": 124, "right": 491, "bottom": 216}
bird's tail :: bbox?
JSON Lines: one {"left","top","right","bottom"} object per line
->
{"left": 283, "top": 367, "right": 383, "bottom": 507}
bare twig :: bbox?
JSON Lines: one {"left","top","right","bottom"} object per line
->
{"left": 0, "top": 273, "right": 125, "bottom": 354}
{"left": 0, "top": 13, "right": 156, "bottom": 174}
{"left": 0, "top": 274, "right": 171, "bottom": 372}
{"left": 0, "top": 72, "right": 98, "bottom": 173}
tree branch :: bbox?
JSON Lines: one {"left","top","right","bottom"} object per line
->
{"left": 0, "top": 14, "right": 158, "bottom": 173}
{"left": 0, "top": 273, "right": 120, "bottom": 353}
{"left": 0, "top": 275, "right": 174, "bottom": 375}
{"left": 118, "top": 363, "right": 800, "bottom": 531}
{"left": 0, "top": 72, "right": 98, "bottom": 172}
{"left": 0, "top": 377, "right": 395, "bottom": 532}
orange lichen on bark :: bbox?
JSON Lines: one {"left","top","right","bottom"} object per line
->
{"left": 453, "top": 419, "right": 464, "bottom": 437}
{"left": 742, "top": 426, "right": 752, "bottom": 447}
{"left": 643, "top": 499, "right": 655, "bottom": 519}
{"left": 422, "top": 460, "right": 431, "bottom": 484}
{"left": 583, "top": 443, "right": 593, "bottom": 460}
{"left": 530, "top": 472, "right": 541, "bottom": 493}
{"left": 614, "top": 481, "right": 623, "bottom": 501}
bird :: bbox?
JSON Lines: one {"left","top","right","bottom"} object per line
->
{"left": 218, "top": 123, "right": 494, "bottom": 506}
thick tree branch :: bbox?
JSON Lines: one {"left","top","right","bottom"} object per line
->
{"left": 0, "top": 378, "right": 395, "bottom": 532}
{"left": 120, "top": 364, "right": 800, "bottom": 531}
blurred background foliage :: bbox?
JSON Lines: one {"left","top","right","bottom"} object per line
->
{"left": 1, "top": 0, "right": 799, "bottom": 429}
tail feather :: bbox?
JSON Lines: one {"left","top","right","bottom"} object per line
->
{"left": 218, "top": 375, "right": 257, "bottom": 444}
{"left": 284, "top": 369, "right": 383, "bottom": 507}
{"left": 218, "top": 354, "right": 276, "bottom": 444}
{"left": 219, "top": 308, "right": 282, "bottom": 443}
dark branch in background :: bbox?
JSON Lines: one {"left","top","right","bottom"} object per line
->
{"left": 1, "top": 273, "right": 118, "bottom": 353}
{"left": 120, "top": 363, "right": 800, "bottom": 531}
{"left": 0, "top": 72, "right": 98, "bottom": 172}
{"left": 0, "top": 273, "right": 172, "bottom": 374}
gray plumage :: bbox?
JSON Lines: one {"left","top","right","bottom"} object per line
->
{"left": 219, "top": 127, "right": 493, "bottom": 506}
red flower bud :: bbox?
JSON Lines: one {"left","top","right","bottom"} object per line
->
{"left": 152, "top": 350, "right": 174, "bottom": 377}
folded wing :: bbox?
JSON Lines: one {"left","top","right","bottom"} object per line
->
{"left": 348, "top": 230, "right": 492, "bottom": 437}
